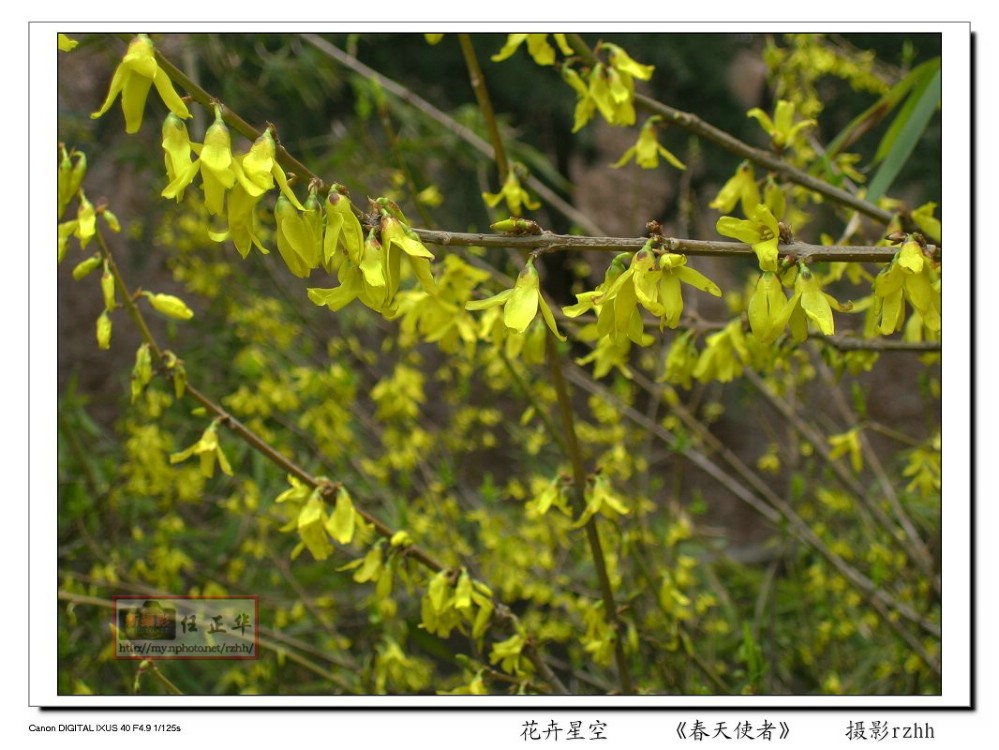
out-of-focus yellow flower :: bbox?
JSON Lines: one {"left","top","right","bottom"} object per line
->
{"left": 482, "top": 164, "right": 540, "bottom": 216}
{"left": 612, "top": 116, "right": 685, "bottom": 171}
{"left": 746, "top": 99, "right": 815, "bottom": 153}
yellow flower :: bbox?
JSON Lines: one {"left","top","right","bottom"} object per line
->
{"left": 169, "top": 421, "right": 233, "bottom": 478}
{"left": 91, "top": 34, "right": 191, "bottom": 134}
{"left": 380, "top": 214, "right": 437, "bottom": 301}
{"left": 715, "top": 203, "right": 781, "bottom": 272}
{"left": 746, "top": 100, "right": 815, "bottom": 153}
{"left": 161, "top": 109, "right": 241, "bottom": 216}
{"left": 325, "top": 186, "right": 364, "bottom": 268}
{"left": 911, "top": 202, "right": 941, "bottom": 243}
{"left": 656, "top": 253, "right": 722, "bottom": 329}
{"left": 491, "top": 34, "right": 572, "bottom": 66}
{"left": 785, "top": 265, "right": 852, "bottom": 341}
{"left": 748, "top": 272, "right": 793, "bottom": 343}
{"left": 198, "top": 114, "right": 237, "bottom": 215}
{"left": 75, "top": 190, "right": 97, "bottom": 249}
{"left": 58, "top": 146, "right": 86, "bottom": 219}
{"left": 828, "top": 428, "right": 864, "bottom": 473}
{"left": 219, "top": 181, "right": 268, "bottom": 259}
{"left": 482, "top": 164, "right": 540, "bottom": 216}
{"left": 161, "top": 114, "right": 194, "bottom": 202}
{"left": 465, "top": 259, "right": 564, "bottom": 341}
{"left": 612, "top": 116, "right": 685, "bottom": 171}
{"left": 325, "top": 488, "right": 357, "bottom": 545}
{"left": 573, "top": 474, "right": 630, "bottom": 527}
{"left": 96, "top": 311, "right": 112, "bottom": 350}
{"left": 274, "top": 195, "right": 318, "bottom": 278}
{"left": 297, "top": 492, "right": 332, "bottom": 561}
{"left": 710, "top": 161, "right": 760, "bottom": 217}
{"left": 602, "top": 42, "right": 655, "bottom": 81}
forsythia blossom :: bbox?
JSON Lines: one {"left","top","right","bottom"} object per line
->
{"left": 91, "top": 34, "right": 191, "bottom": 134}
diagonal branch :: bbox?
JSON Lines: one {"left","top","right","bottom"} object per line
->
{"left": 93, "top": 226, "right": 568, "bottom": 695}
{"left": 565, "top": 33, "right": 895, "bottom": 225}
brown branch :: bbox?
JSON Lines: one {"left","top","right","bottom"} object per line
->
{"left": 413, "top": 228, "right": 939, "bottom": 264}
{"left": 564, "top": 363, "right": 941, "bottom": 650}
{"left": 565, "top": 33, "right": 895, "bottom": 225}
{"left": 94, "top": 224, "right": 569, "bottom": 695}
{"left": 299, "top": 33, "right": 607, "bottom": 236}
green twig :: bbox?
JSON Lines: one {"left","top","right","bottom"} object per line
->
{"left": 458, "top": 34, "right": 509, "bottom": 183}
{"left": 546, "top": 332, "right": 634, "bottom": 694}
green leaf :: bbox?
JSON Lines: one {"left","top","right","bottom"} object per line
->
{"left": 866, "top": 65, "right": 940, "bottom": 202}
{"left": 873, "top": 58, "right": 940, "bottom": 164}
{"left": 824, "top": 57, "right": 939, "bottom": 160}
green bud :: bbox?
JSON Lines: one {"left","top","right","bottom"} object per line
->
{"left": 71, "top": 254, "right": 101, "bottom": 281}
{"left": 101, "top": 267, "right": 116, "bottom": 311}
{"left": 96, "top": 311, "right": 112, "bottom": 350}
{"left": 145, "top": 292, "right": 194, "bottom": 320}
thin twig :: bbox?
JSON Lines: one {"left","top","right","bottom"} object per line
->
{"left": 412, "top": 228, "right": 937, "bottom": 263}
{"left": 458, "top": 34, "right": 509, "bottom": 183}
{"left": 94, "top": 225, "right": 571, "bottom": 695}
{"left": 546, "top": 333, "right": 634, "bottom": 694}
{"left": 565, "top": 33, "right": 895, "bottom": 225}
{"left": 299, "top": 33, "right": 607, "bottom": 236}
{"left": 564, "top": 363, "right": 940, "bottom": 646}
{"left": 742, "top": 367, "right": 940, "bottom": 595}
{"left": 815, "top": 360, "right": 938, "bottom": 591}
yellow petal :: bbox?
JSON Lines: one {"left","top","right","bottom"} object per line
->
{"left": 538, "top": 295, "right": 566, "bottom": 341}
{"left": 326, "top": 488, "right": 356, "bottom": 544}
{"left": 152, "top": 68, "right": 191, "bottom": 121}
{"left": 120, "top": 71, "right": 153, "bottom": 134}
{"left": 504, "top": 284, "right": 539, "bottom": 332}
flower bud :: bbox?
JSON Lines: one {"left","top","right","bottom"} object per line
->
{"left": 71, "top": 254, "right": 102, "bottom": 281}
{"left": 145, "top": 292, "right": 194, "bottom": 320}
{"left": 96, "top": 311, "right": 112, "bottom": 350}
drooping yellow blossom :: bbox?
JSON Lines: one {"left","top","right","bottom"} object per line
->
{"left": 169, "top": 421, "right": 233, "bottom": 478}
{"left": 828, "top": 428, "right": 864, "bottom": 473}
{"left": 482, "top": 164, "right": 540, "bottom": 216}
{"left": 748, "top": 272, "right": 794, "bottom": 343}
{"left": 161, "top": 114, "right": 194, "bottom": 202}
{"left": 612, "top": 116, "right": 686, "bottom": 171}
{"left": 161, "top": 109, "right": 238, "bottom": 216}
{"left": 784, "top": 265, "right": 852, "bottom": 341}
{"left": 465, "top": 259, "right": 565, "bottom": 341}
{"left": 91, "top": 34, "right": 191, "bottom": 134}
{"left": 573, "top": 473, "right": 630, "bottom": 527}
{"left": 58, "top": 146, "right": 86, "bottom": 218}
{"left": 709, "top": 161, "right": 760, "bottom": 217}
{"left": 274, "top": 195, "right": 317, "bottom": 278}
{"left": 96, "top": 311, "right": 112, "bottom": 350}
{"left": 491, "top": 33, "right": 573, "bottom": 65}
{"left": 746, "top": 99, "right": 815, "bottom": 153}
